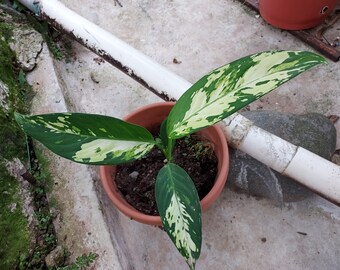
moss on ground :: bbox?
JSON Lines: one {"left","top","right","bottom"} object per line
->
{"left": 0, "top": 162, "right": 30, "bottom": 269}
{"left": 0, "top": 11, "right": 32, "bottom": 270}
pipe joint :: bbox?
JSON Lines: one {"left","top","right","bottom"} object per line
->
{"left": 221, "top": 113, "right": 254, "bottom": 148}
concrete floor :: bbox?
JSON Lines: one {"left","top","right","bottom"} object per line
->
{"left": 27, "top": 0, "right": 340, "bottom": 269}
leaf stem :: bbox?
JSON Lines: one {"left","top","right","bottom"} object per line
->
{"left": 166, "top": 138, "right": 174, "bottom": 162}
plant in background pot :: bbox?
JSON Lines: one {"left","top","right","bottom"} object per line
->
{"left": 259, "top": 0, "right": 338, "bottom": 30}
{"left": 15, "top": 50, "right": 325, "bottom": 269}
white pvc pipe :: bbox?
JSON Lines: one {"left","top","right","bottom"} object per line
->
{"left": 222, "top": 115, "right": 340, "bottom": 204}
{"left": 38, "top": 0, "right": 190, "bottom": 101}
{"left": 221, "top": 114, "right": 298, "bottom": 173}
{"left": 18, "top": 0, "right": 340, "bottom": 205}
{"left": 284, "top": 148, "right": 340, "bottom": 203}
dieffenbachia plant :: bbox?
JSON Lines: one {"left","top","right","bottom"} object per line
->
{"left": 15, "top": 51, "right": 325, "bottom": 269}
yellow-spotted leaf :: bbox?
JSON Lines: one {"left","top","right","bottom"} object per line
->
{"left": 15, "top": 112, "right": 155, "bottom": 165}
{"left": 167, "top": 50, "right": 326, "bottom": 138}
{"left": 156, "top": 163, "right": 201, "bottom": 270}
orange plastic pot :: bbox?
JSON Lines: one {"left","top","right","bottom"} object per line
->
{"left": 100, "top": 102, "right": 229, "bottom": 226}
{"left": 259, "top": 0, "right": 338, "bottom": 30}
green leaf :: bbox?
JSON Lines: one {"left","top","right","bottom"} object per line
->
{"left": 156, "top": 163, "right": 201, "bottom": 270}
{"left": 167, "top": 50, "right": 326, "bottom": 138}
{"left": 15, "top": 112, "right": 156, "bottom": 165}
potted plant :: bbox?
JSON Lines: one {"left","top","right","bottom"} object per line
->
{"left": 259, "top": 0, "right": 338, "bottom": 30}
{"left": 15, "top": 50, "right": 325, "bottom": 269}
{"left": 99, "top": 101, "right": 230, "bottom": 226}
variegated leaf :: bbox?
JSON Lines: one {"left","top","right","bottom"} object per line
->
{"left": 156, "top": 163, "right": 201, "bottom": 270}
{"left": 15, "top": 112, "right": 155, "bottom": 165}
{"left": 167, "top": 50, "right": 326, "bottom": 138}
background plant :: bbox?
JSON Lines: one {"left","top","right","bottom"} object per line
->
{"left": 57, "top": 252, "right": 97, "bottom": 270}
{"left": 15, "top": 50, "right": 325, "bottom": 269}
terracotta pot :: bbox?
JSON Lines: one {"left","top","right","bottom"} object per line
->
{"left": 259, "top": 0, "right": 338, "bottom": 30}
{"left": 99, "top": 102, "right": 229, "bottom": 226}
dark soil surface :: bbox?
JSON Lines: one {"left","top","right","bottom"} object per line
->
{"left": 115, "top": 134, "right": 218, "bottom": 216}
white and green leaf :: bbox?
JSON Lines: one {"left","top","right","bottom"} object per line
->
{"left": 15, "top": 112, "right": 156, "bottom": 165}
{"left": 156, "top": 163, "right": 201, "bottom": 270}
{"left": 167, "top": 50, "right": 326, "bottom": 138}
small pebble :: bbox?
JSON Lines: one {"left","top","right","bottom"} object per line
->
{"left": 129, "top": 171, "right": 139, "bottom": 179}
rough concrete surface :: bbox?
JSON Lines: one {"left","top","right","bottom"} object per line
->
{"left": 25, "top": 0, "right": 340, "bottom": 269}
{"left": 9, "top": 27, "right": 43, "bottom": 71}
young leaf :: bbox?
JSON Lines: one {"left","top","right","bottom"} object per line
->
{"left": 156, "top": 163, "right": 202, "bottom": 270}
{"left": 15, "top": 112, "right": 155, "bottom": 165}
{"left": 167, "top": 50, "right": 326, "bottom": 139}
